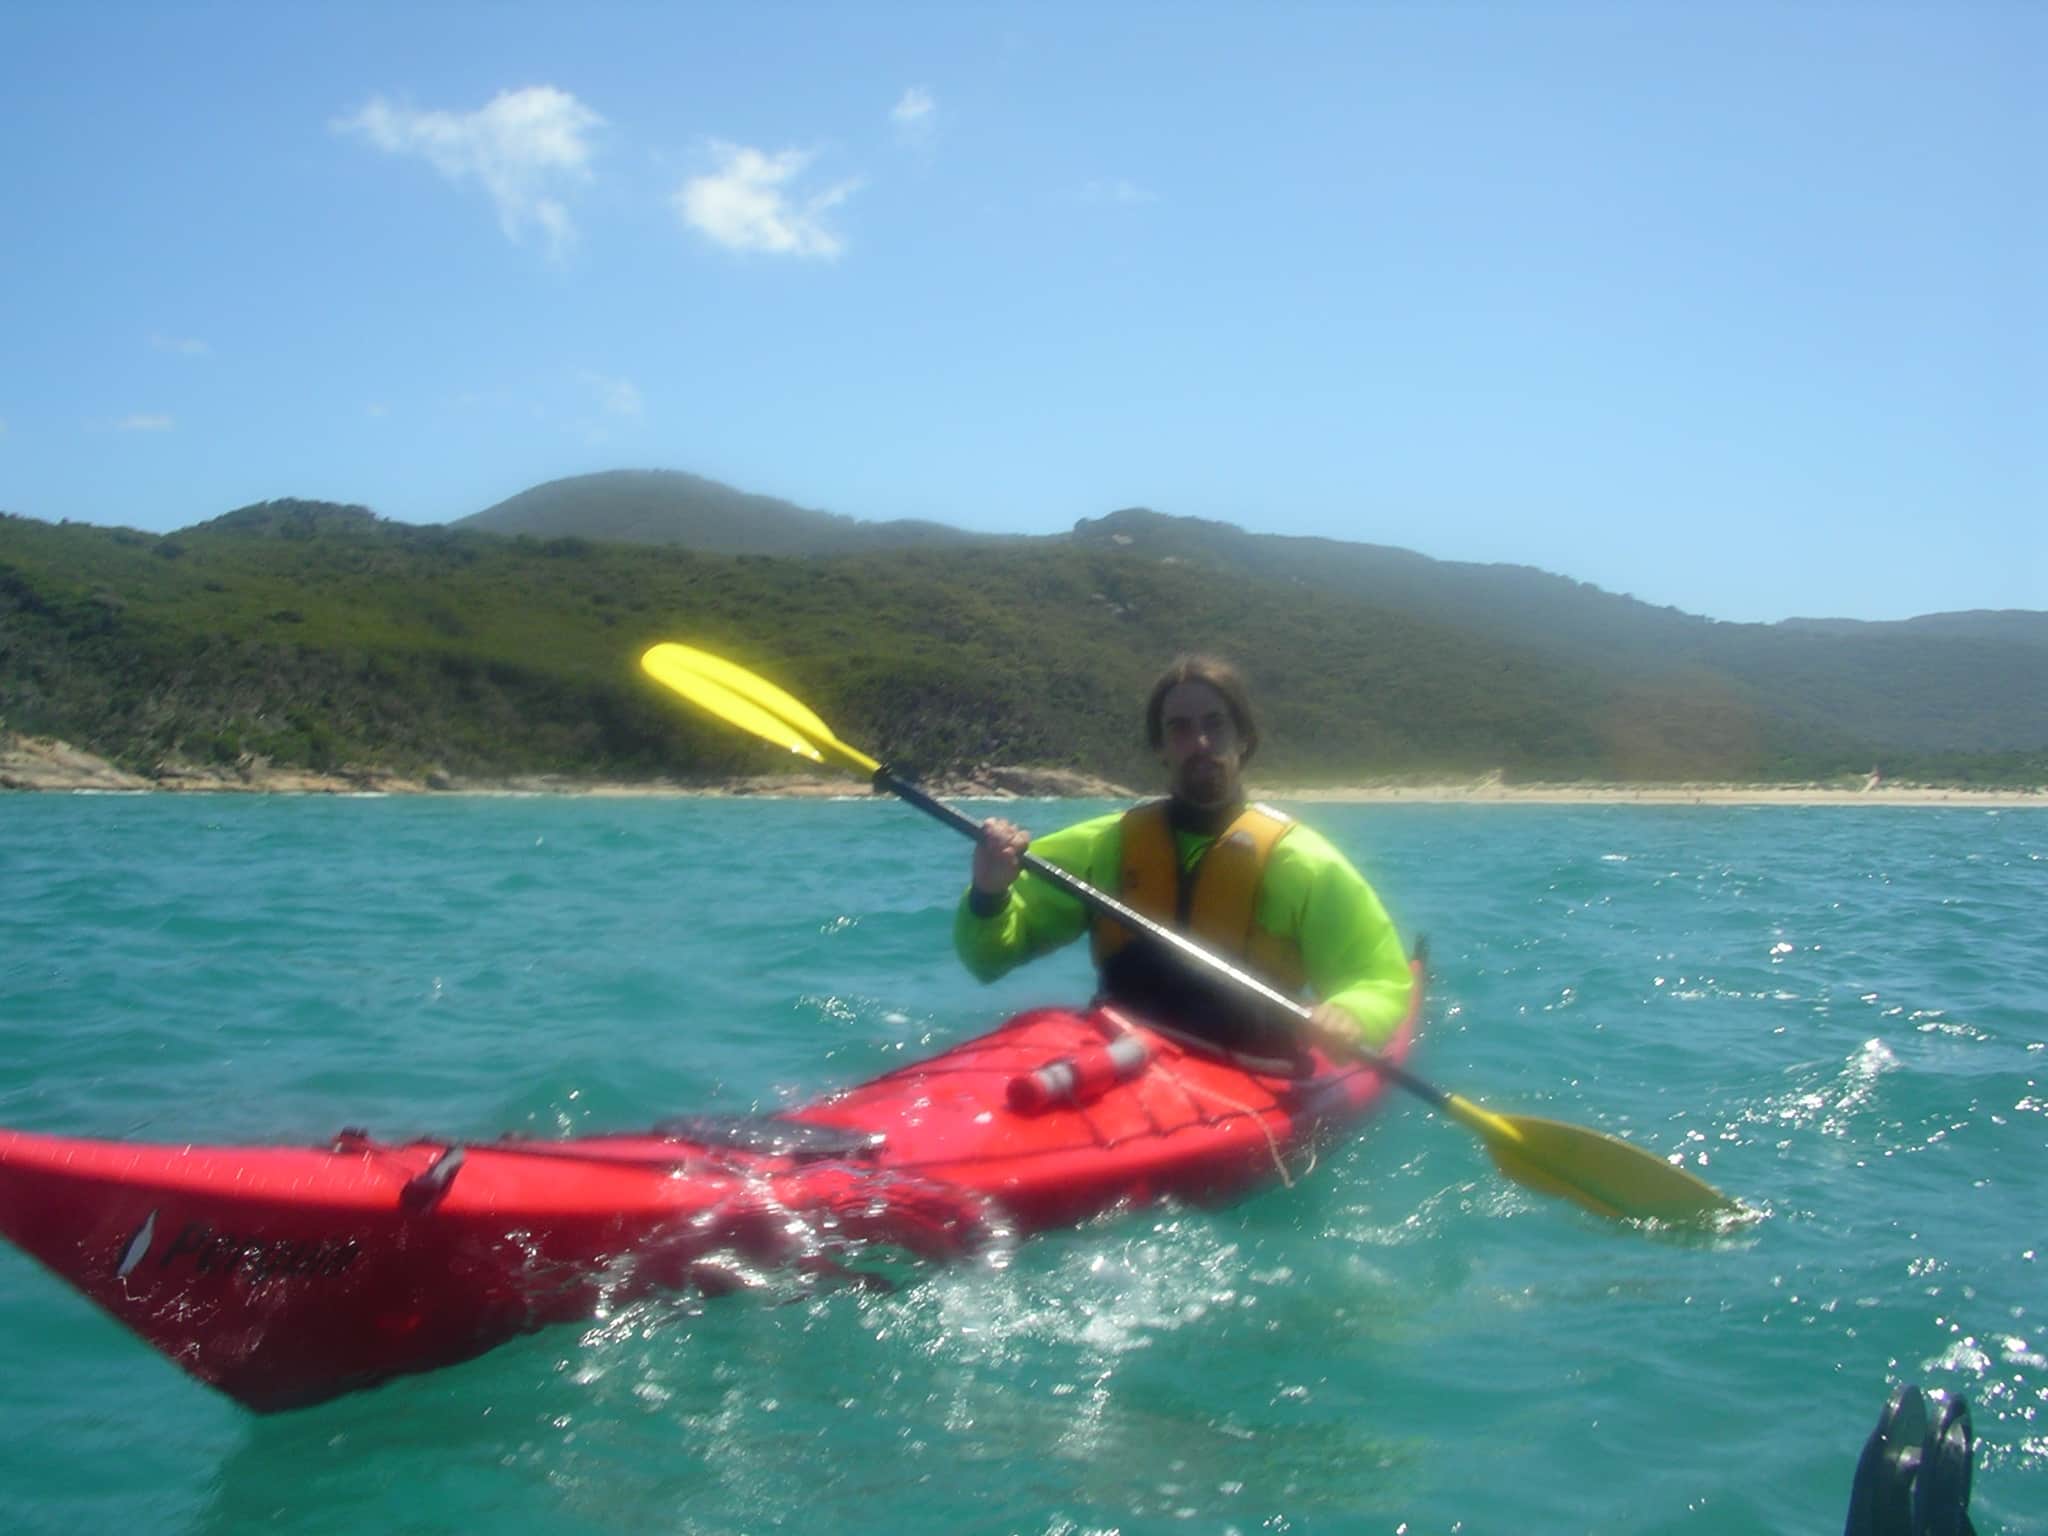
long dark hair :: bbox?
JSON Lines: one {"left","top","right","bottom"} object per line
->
{"left": 1144, "top": 655, "right": 1259, "bottom": 764}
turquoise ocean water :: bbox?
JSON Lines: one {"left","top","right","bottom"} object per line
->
{"left": 1, "top": 795, "right": 2041, "bottom": 1535}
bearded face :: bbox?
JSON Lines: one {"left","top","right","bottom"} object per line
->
{"left": 1157, "top": 680, "right": 1245, "bottom": 809}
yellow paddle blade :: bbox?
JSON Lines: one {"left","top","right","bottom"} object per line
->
{"left": 641, "top": 645, "right": 826, "bottom": 766}
{"left": 640, "top": 644, "right": 880, "bottom": 775}
{"left": 650, "top": 643, "right": 840, "bottom": 744}
{"left": 1441, "top": 1094, "right": 1744, "bottom": 1226}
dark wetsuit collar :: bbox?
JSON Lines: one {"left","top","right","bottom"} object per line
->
{"left": 1166, "top": 796, "right": 1245, "bottom": 839}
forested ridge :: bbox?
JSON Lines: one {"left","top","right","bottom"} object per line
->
{"left": 3, "top": 496, "right": 2041, "bottom": 786}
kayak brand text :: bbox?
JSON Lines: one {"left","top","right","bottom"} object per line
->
{"left": 154, "top": 1221, "right": 362, "bottom": 1284}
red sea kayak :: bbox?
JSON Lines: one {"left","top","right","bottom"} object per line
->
{"left": 0, "top": 965, "right": 1419, "bottom": 1412}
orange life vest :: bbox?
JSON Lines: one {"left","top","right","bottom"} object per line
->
{"left": 1089, "top": 800, "right": 1307, "bottom": 993}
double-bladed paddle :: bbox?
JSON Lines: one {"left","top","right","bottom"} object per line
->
{"left": 641, "top": 641, "right": 1745, "bottom": 1227}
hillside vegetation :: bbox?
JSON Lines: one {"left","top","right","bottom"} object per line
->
{"left": 468, "top": 471, "right": 2046, "bottom": 758}
{"left": 2, "top": 496, "right": 2040, "bottom": 787}
{"left": 1067, "top": 510, "right": 2048, "bottom": 754}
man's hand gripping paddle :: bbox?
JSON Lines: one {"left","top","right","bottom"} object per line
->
{"left": 641, "top": 642, "right": 1746, "bottom": 1228}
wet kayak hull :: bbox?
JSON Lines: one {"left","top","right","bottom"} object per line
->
{"left": 0, "top": 986, "right": 1416, "bottom": 1411}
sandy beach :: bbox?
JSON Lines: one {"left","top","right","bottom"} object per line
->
{"left": 1262, "top": 781, "right": 2045, "bottom": 808}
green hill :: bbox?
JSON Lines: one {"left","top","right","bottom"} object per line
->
{"left": 1064, "top": 510, "right": 2048, "bottom": 753}
{"left": 445, "top": 476, "right": 2048, "bottom": 759}
{"left": 2, "top": 496, "right": 2039, "bottom": 786}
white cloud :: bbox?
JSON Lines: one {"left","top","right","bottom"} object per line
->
{"left": 150, "top": 333, "right": 210, "bottom": 357}
{"left": 118, "top": 414, "right": 174, "bottom": 432}
{"left": 1080, "top": 177, "right": 1158, "bottom": 206}
{"left": 892, "top": 86, "right": 933, "bottom": 126}
{"left": 335, "top": 86, "right": 603, "bottom": 258}
{"left": 891, "top": 87, "right": 937, "bottom": 151}
{"left": 581, "top": 371, "right": 643, "bottom": 419}
{"left": 676, "top": 142, "right": 859, "bottom": 259}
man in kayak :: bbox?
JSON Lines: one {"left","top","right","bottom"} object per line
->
{"left": 955, "top": 655, "right": 1412, "bottom": 1059}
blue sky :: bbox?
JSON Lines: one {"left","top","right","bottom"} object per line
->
{"left": 2, "top": 3, "right": 2039, "bottom": 624}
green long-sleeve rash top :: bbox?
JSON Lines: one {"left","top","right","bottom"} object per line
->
{"left": 952, "top": 810, "right": 1413, "bottom": 1048}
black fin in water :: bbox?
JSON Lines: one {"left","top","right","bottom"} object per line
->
{"left": 1914, "top": 1392, "right": 1975, "bottom": 1536}
{"left": 1845, "top": 1383, "right": 1926, "bottom": 1536}
{"left": 1843, "top": 1383, "right": 1976, "bottom": 1536}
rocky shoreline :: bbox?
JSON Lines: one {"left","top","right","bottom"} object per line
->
{"left": 0, "top": 733, "right": 1134, "bottom": 800}
{"left": 4, "top": 732, "right": 2040, "bottom": 806}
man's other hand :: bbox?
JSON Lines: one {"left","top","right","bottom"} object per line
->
{"left": 1303, "top": 1001, "right": 1364, "bottom": 1058}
